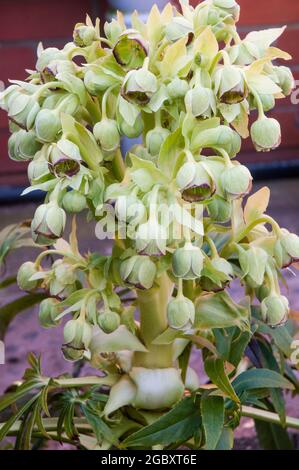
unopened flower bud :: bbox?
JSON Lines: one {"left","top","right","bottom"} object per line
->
{"left": 93, "top": 118, "right": 120, "bottom": 153}
{"left": 120, "top": 255, "right": 156, "bottom": 290}
{"left": 207, "top": 195, "right": 232, "bottom": 222}
{"left": 31, "top": 201, "right": 66, "bottom": 245}
{"left": 28, "top": 158, "right": 50, "bottom": 183}
{"left": 119, "top": 115, "right": 144, "bottom": 138}
{"left": 135, "top": 217, "right": 167, "bottom": 256}
{"left": 185, "top": 86, "right": 216, "bottom": 118}
{"left": 39, "top": 298, "right": 61, "bottom": 328}
{"left": 172, "top": 242, "right": 204, "bottom": 280}
{"left": 274, "top": 66, "right": 295, "bottom": 97}
{"left": 212, "top": 0, "right": 240, "bottom": 21}
{"left": 36, "top": 47, "right": 66, "bottom": 74}
{"left": 167, "top": 77, "right": 189, "bottom": 99}
{"left": 35, "top": 109, "right": 61, "bottom": 143}
{"left": 62, "top": 191, "right": 87, "bottom": 213}
{"left": 274, "top": 230, "right": 299, "bottom": 268}
{"left": 8, "top": 91, "right": 40, "bottom": 129}
{"left": 192, "top": 125, "right": 241, "bottom": 157}
{"left": 167, "top": 295, "right": 195, "bottom": 330}
{"left": 221, "top": 164, "right": 252, "bottom": 199}
{"left": 214, "top": 65, "right": 247, "bottom": 104}
{"left": 115, "top": 195, "right": 146, "bottom": 225}
{"left": 62, "top": 318, "right": 93, "bottom": 361}
{"left": 238, "top": 246, "right": 268, "bottom": 288}
{"left": 176, "top": 161, "right": 215, "bottom": 202}
{"left": 48, "top": 138, "right": 82, "bottom": 177}
{"left": 121, "top": 68, "right": 157, "bottom": 105}
{"left": 104, "top": 19, "right": 124, "bottom": 44}
{"left": 8, "top": 130, "right": 41, "bottom": 161}
{"left": 249, "top": 93, "right": 275, "bottom": 113}
{"left": 146, "top": 127, "right": 171, "bottom": 156}
{"left": 73, "top": 23, "right": 97, "bottom": 47}
{"left": 98, "top": 310, "right": 120, "bottom": 334}
{"left": 261, "top": 294, "right": 289, "bottom": 327}
{"left": 250, "top": 117, "right": 281, "bottom": 152}
{"left": 113, "top": 29, "right": 149, "bottom": 70}
{"left": 17, "top": 261, "right": 40, "bottom": 291}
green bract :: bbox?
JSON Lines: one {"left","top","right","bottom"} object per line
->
{"left": 0, "top": 0, "right": 298, "bottom": 451}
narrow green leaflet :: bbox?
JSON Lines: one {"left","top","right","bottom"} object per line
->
{"left": 201, "top": 395, "right": 224, "bottom": 450}
{"left": 123, "top": 397, "right": 201, "bottom": 448}
{"left": 204, "top": 357, "right": 240, "bottom": 403}
{"left": 80, "top": 402, "right": 118, "bottom": 446}
{"left": 232, "top": 369, "right": 294, "bottom": 397}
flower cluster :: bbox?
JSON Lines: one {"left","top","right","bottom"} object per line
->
{"left": 1, "top": 0, "right": 297, "bottom": 415}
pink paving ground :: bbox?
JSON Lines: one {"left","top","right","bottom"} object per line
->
{"left": 0, "top": 178, "right": 298, "bottom": 449}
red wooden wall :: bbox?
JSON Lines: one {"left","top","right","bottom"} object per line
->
{"left": 0, "top": 0, "right": 298, "bottom": 187}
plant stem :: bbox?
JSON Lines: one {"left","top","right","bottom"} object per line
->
{"left": 241, "top": 406, "right": 299, "bottom": 430}
{"left": 133, "top": 271, "right": 174, "bottom": 368}
{"left": 52, "top": 375, "right": 118, "bottom": 388}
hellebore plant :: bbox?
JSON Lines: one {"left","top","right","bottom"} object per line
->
{"left": 1, "top": 0, "right": 299, "bottom": 450}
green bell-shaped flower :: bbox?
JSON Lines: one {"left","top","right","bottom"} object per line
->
{"left": 121, "top": 68, "right": 157, "bottom": 105}
{"left": 238, "top": 245, "right": 268, "bottom": 288}
{"left": 220, "top": 164, "right": 252, "bottom": 199}
{"left": 207, "top": 195, "right": 232, "bottom": 222}
{"left": 113, "top": 29, "right": 149, "bottom": 70}
{"left": 191, "top": 125, "right": 241, "bottom": 157}
{"left": 35, "top": 109, "right": 61, "bottom": 143}
{"left": 119, "top": 114, "right": 144, "bottom": 138}
{"left": 185, "top": 86, "right": 216, "bottom": 118}
{"left": 167, "top": 295, "right": 195, "bottom": 330}
{"left": 274, "top": 230, "right": 299, "bottom": 268}
{"left": 62, "top": 191, "right": 87, "bottom": 213}
{"left": 172, "top": 242, "right": 204, "bottom": 280}
{"left": 146, "top": 127, "right": 171, "bottom": 156}
{"left": 93, "top": 118, "right": 120, "bottom": 153}
{"left": 167, "top": 77, "right": 189, "bottom": 99}
{"left": 36, "top": 47, "right": 66, "bottom": 74}
{"left": 7, "top": 90, "right": 40, "bottom": 129}
{"left": 261, "top": 294, "right": 289, "bottom": 328}
{"left": 115, "top": 195, "right": 146, "bottom": 225}
{"left": 97, "top": 310, "right": 120, "bottom": 334}
{"left": 274, "top": 66, "right": 294, "bottom": 97}
{"left": 120, "top": 255, "right": 156, "bottom": 290}
{"left": 214, "top": 65, "right": 248, "bottom": 104}
{"left": 31, "top": 201, "right": 66, "bottom": 245}
{"left": 17, "top": 261, "right": 40, "bottom": 291}
{"left": 62, "top": 318, "right": 93, "bottom": 362}
{"left": 176, "top": 161, "right": 215, "bottom": 202}
{"left": 250, "top": 117, "right": 281, "bottom": 152}
{"left": 39, "top": 298, "right": 61, "bottom": 328}
{"left": 8, "top": 130, "right": 42, "bottom": 161}
{"left": 249, "top": 93, "right": 275, "bottom": 113}
{"left": 135, "top": 216, "right": 167, "bottom": 256}
{"left": 48, "top": 138, "right": 82, "bottom": 177}
{"left": 84, "top": 67, "right": 118, "bottom": 95}
{"left": 200, "top": 256, "right": 234, "bottom": 292}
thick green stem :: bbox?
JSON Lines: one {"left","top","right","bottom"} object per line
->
{"left": 133, "top": 272, "right": 174, "bottom": 368}
{"left": 241, "top": 406, "right": 299, "bottom": 430}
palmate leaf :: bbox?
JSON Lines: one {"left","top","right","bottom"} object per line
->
{"left": 123, "top": 396, "right": 201, "bottom": 449}
{"left": 201, "top": 395, "right": 224, "bottom": 450}
{"left": 0, "top": 293, "right": 46, "bottom": 340}
{"left": 0, "top": 393, "right": 40, "bottom": 442}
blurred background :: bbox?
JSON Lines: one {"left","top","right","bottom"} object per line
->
{"left": 0, "top": 0, "right": 298, "bottom": 194}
